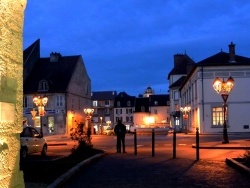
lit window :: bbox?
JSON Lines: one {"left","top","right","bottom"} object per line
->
{"left": 212, "top": 107, "right": 226, "bottom": 126}
{"left": 93, "top": 101, "right": 98, "bottom": 107}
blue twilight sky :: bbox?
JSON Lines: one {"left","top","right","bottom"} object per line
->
{"left": 23, "top": 0, "right": 250, "bottom": 97}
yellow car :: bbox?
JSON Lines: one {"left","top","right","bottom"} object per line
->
{"left": 103, "top": 126, "right": 115, "bottom": 136}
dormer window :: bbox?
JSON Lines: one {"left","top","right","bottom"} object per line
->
{"left": 127, "top": 101, "right": 131, "bottom": 106}
{"left": 38, "top": 80, "right": 49, "bottom": 92}
{"left": 117, "top": 101, "right": 121, "bottom": 107}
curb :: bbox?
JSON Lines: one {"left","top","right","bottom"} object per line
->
{"left": 192, "top": 144, "right": 250, "bottom": 149}
{"left": 47, "top": 143, "right": 67, "bottom": 146}
{"left": 226, "top": 158, "right": 250, "bottom": 176}
{"left": 47, "top": 152, "right": 106, "bottom": 188}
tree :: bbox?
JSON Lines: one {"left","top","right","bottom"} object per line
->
{"left": 70, "top": 122, "right": 93, "bottom": 154}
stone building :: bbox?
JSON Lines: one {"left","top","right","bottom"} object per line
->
{"left": 23, "top": 39, "right": 92, "bottom": 135}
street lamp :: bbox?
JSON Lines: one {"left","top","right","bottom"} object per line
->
{"left": 33, "top": 95, "right": 48, "bottom": 136}
{"left": 83, "top": 108, "right": 94, "bottom": 129}
{"left": 213, "top": 76, "right": 234, "bottom": 143}
{"left": 100, "top": 116, "right": 103, "bottom": 135}
{"left": 180, "top": 106, "right": 191, "bottom": 134}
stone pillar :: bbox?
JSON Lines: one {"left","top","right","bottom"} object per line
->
{"left": 0, "top": 0, "right": 27, "bottom": 187}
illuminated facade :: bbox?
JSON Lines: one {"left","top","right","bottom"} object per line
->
{"left": 23, "top": 40, "right": 92, "bottom": 135}
{"left": 170, "top": 42, "right": 250, "bottom": 133}
{"left": 0, "top": 0, "right": 26, "bottom": 187}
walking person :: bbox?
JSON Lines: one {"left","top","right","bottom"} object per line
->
{"left": 114, "top": 120, "right": 126, "bottom": 153}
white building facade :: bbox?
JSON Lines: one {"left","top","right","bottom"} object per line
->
{"left": 179, "top": 42, "right": 250, "bottom": 133}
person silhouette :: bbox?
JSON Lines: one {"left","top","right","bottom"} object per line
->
{"left": 114, "top": 120, "right": 126, "bottom": 153}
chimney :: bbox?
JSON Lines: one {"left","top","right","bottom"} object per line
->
{"left": 50, "top": 52, "right": 61, "bottom": 62}
{"left": 174, "top": 54, "right": 185, "bottom": 67}
{"left": 228, "top": 42, "right": 236, "bottom": 63}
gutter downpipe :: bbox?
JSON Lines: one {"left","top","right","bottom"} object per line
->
{"left": 201, "top": 66, "right": 205, "bottom": 133}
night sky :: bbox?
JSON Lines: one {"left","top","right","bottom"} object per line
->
{"left": 23, "top": 0, "right": 250, "bottom": 96}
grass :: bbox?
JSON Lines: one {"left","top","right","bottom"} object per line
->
{"left": 20, "top": 146, "right": 103, "bottom": 184}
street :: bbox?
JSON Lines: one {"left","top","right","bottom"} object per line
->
{"left": 23, "top": 133, "right": 250, "bottom": 161}
{"left": 91, "top": 133, "right": 250, "bottom": 161}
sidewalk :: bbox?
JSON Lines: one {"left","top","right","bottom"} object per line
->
{"left": 61, "top": 147, "right": 250, "bottom": 188}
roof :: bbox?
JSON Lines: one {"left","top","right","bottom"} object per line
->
{"left": 179, "top": 48, "right": 250, "bottom": 90}
{"left": 149, "top": 94, "right": 170, "bottom": 106}
{"left": 134, "top": 97, "right": 149, "bottom": 112}
{"left": 91, "top": 91, "right": 117, "bottom": 100}
{"left": 197, "top": 51, "right": 250, "bottom": 66}
{"left": 169, "top": 76, "right": 186, "bottom": 88}
{"left": 24, "top": 55, "right": 80, "bottom": 94}
{"left": 168, "top": 54, "right": 195, "bottom": 79}
{"left": 114, "top": 92, "right": 136, "bottom": 107}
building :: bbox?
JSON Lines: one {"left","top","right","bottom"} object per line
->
{"left": 91, "top": 91, "right": 117, "bottom": 134}
{"left": 171, "top": 42, "right": 250, "bottom": 133}
{"left": 114, "top": 91, "right": 136, "bottom": 130}
{"left": 133, "top": 87, "right": 170, "bottom": 129}
{"left": 168, "top": 53, "right": 195, "bottom": 131}
{"left": 23, "top": 39, "right": 92, "bottom": 135}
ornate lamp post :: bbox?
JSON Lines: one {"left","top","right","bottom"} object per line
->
{"left": 180, "top": 106, "right": 191, "bottom": 134}
{"left": 213, "top": 76, "right": 234, "bottom": 143}
{"left": 30, "top": 108, "right": 37, "bottom": 127}
{"left": 33, "top": 95, "right": 48, "bottom": 136}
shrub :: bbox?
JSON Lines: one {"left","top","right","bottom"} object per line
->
{"left": 242, "top": 150, "right": 250, "bottom": 166}
{"left": 70, "top": 122, "right": 93, "bottom": 155}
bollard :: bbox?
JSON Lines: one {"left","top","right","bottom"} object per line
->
{"left": 173, "top": 130, "right": 176, "bottom": 158}
{"left": 134, "top": 129, "right": 137, "bottom": 155}
{"left": 152, "top": 129, "right": 155, "bottom": 157}
{"left": 196, "top": 128, "right": 199, "bottom": 160}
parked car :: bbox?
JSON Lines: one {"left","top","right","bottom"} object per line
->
{"left": 103, "top": 126, "right": 115, "bottom": 136}
{"left": 20, "top": 126, "right": 48, "bottom": 159}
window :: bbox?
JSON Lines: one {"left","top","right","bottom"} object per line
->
{"left": 23, "top": 96, "right": 33, "bottom": 108}
{"left": 126, "top": 108, "right": 132, "bottom": 114}
{"left": 56, "top": 95, "right": 63, "bottom": 106}
{"left": 141, "top": 106, "right": 145, "bottom": 112}
{"left": 126, "top": 116, "right": 133, "bottom": 122}
{"left": 175, "top": 117, "right": 179, "bottom": 126}
{"left": 116, "top": 109, "right": 122, "bottom": 114}
{"left": 105, "top": 100, "right": 110, "bottom": 106}
{"left": 117, "top": 101, "right": 121, "bottom": 107}
{"left": 212, "top": 107, "right": 226, "bottom": 126}
{"left": 127, "top": 101, "right": 131, "bottom": 106}
{"left": 105, "top": 108, "right": 110, "bottom": 115}
{"left": 38, "top": 80, "right": 49, "bottom": 92}
{"left": 174, "top": 91, "right": 179, "bottom": 100}
{"left": 93, "top": 101, "right": 98, "bottom": 107}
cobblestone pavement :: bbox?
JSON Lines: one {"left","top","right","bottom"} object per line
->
{"left": 63, "top": 150, "right": 250, "bottom": 188}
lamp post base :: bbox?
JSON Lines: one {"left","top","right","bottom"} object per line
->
{"left": 222, "top": 128, "right": 229, "bottom": 144}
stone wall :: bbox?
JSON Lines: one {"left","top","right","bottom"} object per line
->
{"left": 0, "top": 0, "right": 27, "bottom": 187}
